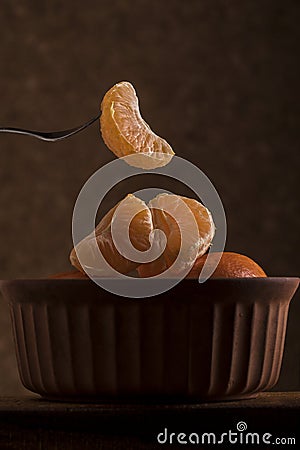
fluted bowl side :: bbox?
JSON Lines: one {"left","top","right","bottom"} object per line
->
{"left": 0, "top": 278, "right": 298, "bottom": 401}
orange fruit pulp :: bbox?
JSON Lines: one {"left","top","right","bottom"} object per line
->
{"left": 100, "top": 81, "right": 175, "bottom": 169}
{"left": 70, "top": 193, "right": 215, "bottom": 277}
{"left": 49, "top": 271, "right": 88, "bottom": 279}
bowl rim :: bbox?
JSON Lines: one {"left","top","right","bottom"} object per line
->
{"left": 0, "top": 276, "right": 299, "bottom": 284}
{"left": 0, "top": 277, "right": 299, "bottom": 295}
{"left": 1, "top": 277, "right": 298, "bottom": 306}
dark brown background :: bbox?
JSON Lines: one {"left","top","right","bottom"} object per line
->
{"left": 0, "top": 1, "right": 299, "bottom": 395}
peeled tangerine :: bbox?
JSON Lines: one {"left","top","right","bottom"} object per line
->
{"left": 70, "top": 193, "right": 215, "bottom": 277}
{"left": 100, "top": 81, "right": 175, "bottom": 169}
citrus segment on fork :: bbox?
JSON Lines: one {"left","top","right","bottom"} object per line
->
{"left": 100, "top": 82, "right": 175, "bottom": 169}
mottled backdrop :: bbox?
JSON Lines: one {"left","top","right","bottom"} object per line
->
{"left": 0, "top": 1, "right": 299, "bottom": 394}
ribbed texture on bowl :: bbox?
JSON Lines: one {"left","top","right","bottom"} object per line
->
{"left": 2, "top": 278, "right": 299, "bottom": 401}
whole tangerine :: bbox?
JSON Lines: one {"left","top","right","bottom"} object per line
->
{"left": 187, "top": 252, "right": 267, "bottom": 278}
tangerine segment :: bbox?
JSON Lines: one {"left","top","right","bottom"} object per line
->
{"left": 100, "top": 81, "right": 175, "bottom": 169}
{"left": 49, "top": 271, "right": 88, "bottom": 279}
{"left": 149, "top": 194, "right": 215, "bottom": 268}
{"left": 136, "top": 254, "right": 168, "bottom": 278}
{"left": 70, "top": 194, "right": 153, "bottom": 276}
{"left": 187, "top": 252, "right": 267, "bottom": 278}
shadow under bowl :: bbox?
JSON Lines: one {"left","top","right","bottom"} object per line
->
{"left": 0, "top": 277, "right": 298, "bottom": 402}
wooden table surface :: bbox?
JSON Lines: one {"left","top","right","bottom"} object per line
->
{"left": 0, "top": 392, "right": 299, "bottom": 449}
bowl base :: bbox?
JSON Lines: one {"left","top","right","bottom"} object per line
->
{"left": 38, "top": 392, "right": 260, "bottom": 404}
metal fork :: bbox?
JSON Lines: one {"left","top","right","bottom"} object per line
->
{"left": 0, "top": 113, "right": 100, "bottom": 142}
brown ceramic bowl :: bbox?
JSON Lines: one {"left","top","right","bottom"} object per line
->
{"left": 0, "top": 277, "right": 298, "bottom": 402}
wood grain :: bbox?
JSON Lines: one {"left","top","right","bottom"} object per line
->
{"left": 0, "top": 393, "right": 299, "bottom": 449}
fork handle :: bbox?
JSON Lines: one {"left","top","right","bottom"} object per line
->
{"left": 0, "top": 114, "right": 100, "bottom": 142}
